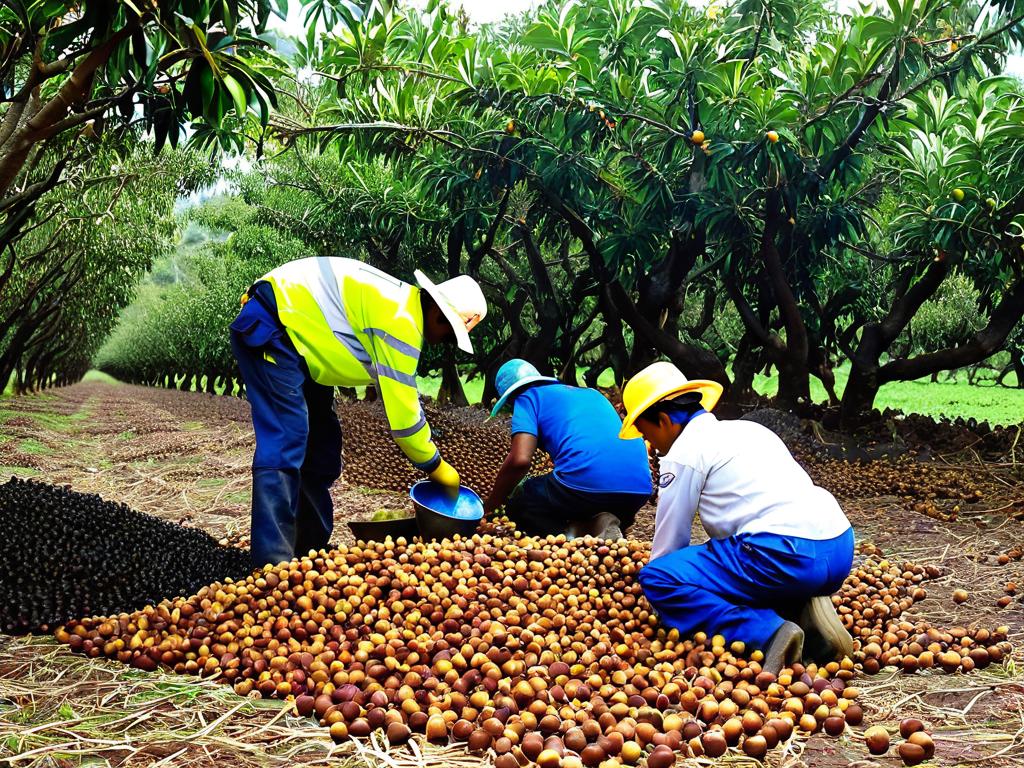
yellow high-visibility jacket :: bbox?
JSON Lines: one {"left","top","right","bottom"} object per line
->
{"left": 261, "top": 257, "right": 439, "bottom": 471}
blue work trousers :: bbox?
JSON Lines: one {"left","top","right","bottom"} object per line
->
{"left": 508, "top": 472, "right": 650, "bottom": 536}
{"left": 230, "top": 283, "right": 343, "bottom": 568}
{"left": 638, "top": 527, "right": 854, "bottom": 650}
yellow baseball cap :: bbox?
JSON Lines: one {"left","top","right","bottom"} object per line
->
{"left": 619, "top": 361, "right": 723, "bottom": 439}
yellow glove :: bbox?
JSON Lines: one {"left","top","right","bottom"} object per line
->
{"left": 428, "top": 459, "right": 460, "bottom": 491}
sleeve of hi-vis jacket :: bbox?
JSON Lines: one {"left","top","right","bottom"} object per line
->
{"left": 364, "top": 327, "right": 441, "bottom": 473}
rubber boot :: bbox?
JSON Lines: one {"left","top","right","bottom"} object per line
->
{"left": 251, "top": 468, "right": 301, "bottom": 569}
{"left": 797, "top": 596, "right": 854, "bottom": 662}
{"left": 565, "top": 513, "right": 624, "bottom": 541}
{"left": 294, "top": 476, "right": 334, "bottom": 557}
{"left": 565, "top": 516, "right": 600, "bottom": 540}
{"left": 594, "top": 512, "right": 624, "bottom": 540}
{"left": 763, "top": 620, "right": 804, "bottom": 675}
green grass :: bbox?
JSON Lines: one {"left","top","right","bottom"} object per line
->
{"left": 81, "top": 369, "right": 120, "bottom": 385}
{"left": 55, "top": 363, "right": 1024, "bottom": 428}
{"left": 0, "top": 465, "right": 41, "bottom": 477}
{"left": 17, "top": 439, "right": 49, "bottom": 455}
{"left": 753, "top": 363, "right": 1024, "bottom": 426}
{"left": 417, "top": 365, "right": 1022, "bottom": 425}
{"left": 21, "top": 410, "right": 91, "bottom": 432}
{"left": 355, "top": 486, "right": 403, "bottom": 496}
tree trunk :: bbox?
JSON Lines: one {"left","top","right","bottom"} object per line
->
{"left": 839, "top": 322, "right": 884, "bottom": 426}
{"left": 839, "top": 258, "right": 952, "bottom": 427}
{"left": 608, "top": 280, "right": 729, "bottom": 387}
{"left": 759, "top": 203, "right": 810, "bottom": 410}
{"left": 775, "top": 357, "right": 811, "bottom": 409}
{"left": 840, "top": 364, "right": 881, "bottom": 426}
{"left": 482, "top": 361, "right": 502, "bottom": 407}
{"left": 728, "top": 332, "right": 761, "bottom": 402}
{"left": 597, "top": 286, "right": 631, "bottom": 383}
{"left": 436, "top": 350, "right": 469, "bottom": 407}
{"left": 583, "top": 351, "right": 610, "bottom": 389}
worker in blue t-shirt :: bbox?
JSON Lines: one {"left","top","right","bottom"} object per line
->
{"left": 484, "top": 359, "right": 653, "bottom": 539}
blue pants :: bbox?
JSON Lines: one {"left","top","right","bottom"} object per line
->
{"left": 638, "top": 528, "right": 854, "bottom": 650}
{"left": 230, "top": 283, "right": 343, "bottom": 568}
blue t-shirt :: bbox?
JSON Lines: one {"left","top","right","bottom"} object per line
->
{"left": 510, "top": 384, "right": 652, "bottom": 496}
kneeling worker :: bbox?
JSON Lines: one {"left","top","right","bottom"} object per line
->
{"left": 620, "top": 361, "right": 854, "bottom": 673}
{"left": 484, "top": 359, "right": 652, "bottom": 538}
{"left": 231, "top": 257, "right": 487, "bottom": 567}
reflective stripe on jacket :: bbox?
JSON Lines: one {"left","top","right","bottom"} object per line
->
{"left": 261, "top": 257, "right": 439, "bottom": 471}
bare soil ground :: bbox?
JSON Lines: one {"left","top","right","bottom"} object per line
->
{"left": 1, "top": 382, "right": 1023, "bottom": 768}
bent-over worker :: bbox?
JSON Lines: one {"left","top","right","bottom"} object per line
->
{"left": 620, "top": 361, "right": 854, "bottom": 673}
{"left": 231, "top": 257, "right": 487, "bottom": 567}
{"left": 484, "top": 359, "right": 652, "bottom": 539}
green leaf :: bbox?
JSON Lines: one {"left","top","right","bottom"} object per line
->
{"left": 222, "top": 73, "right": 247, "bottom": 117}
{"left": 199, "top": 64, "right": 216, "bottom": 114}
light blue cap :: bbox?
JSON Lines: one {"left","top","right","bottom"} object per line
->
{"left": 489, "top": 358, "right": 559, "bottom": 417}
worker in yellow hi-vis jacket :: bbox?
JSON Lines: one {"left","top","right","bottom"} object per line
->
{"left": 230, "top": 257, "right": 487, "bottom": 567}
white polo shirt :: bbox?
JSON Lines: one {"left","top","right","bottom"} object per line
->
{"left": 650, "top": 412, "right": 851, "bottom": 561}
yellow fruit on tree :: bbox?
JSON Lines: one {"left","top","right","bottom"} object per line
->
{"left": 505, "top": 120, "right": 515, "bottom": 133}
{"left": 986, "top": 197, "right": 997, "bottom": 209}
{"left": 951, "top": 188, "right": 965, "bottom": 202}
{"left": 691, "top": 130, "right": 705, "bottom": 144}
{"left": 767, "top": 130, "right": 779, "bottom": 143}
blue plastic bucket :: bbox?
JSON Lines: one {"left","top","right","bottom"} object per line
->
{"left": 409, "top": 480, "right": 483, "bottom": 540}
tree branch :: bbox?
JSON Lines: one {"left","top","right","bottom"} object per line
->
{"left": 0, "top": 19, "right": 139, "bottom": 195}
{"left": 880, "top": 276, "right": 1024, "bottom": 383}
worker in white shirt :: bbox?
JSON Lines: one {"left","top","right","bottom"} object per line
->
{"left": 619, "top": 362, "right": 855, "bottom": 674}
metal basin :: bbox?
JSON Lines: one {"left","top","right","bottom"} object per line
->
{"left": 347, "top": 516, "right": 419, "bottom": 543}
{"left": 410, "top": 480, "right": 484, "bottom": 541}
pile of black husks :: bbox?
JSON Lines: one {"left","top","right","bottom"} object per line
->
{"left": 0, "top": 477, "right": 251, "bottom": 634}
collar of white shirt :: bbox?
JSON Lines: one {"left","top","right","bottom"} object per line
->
{"left": 661, "top": 410, "right": 716, "bottom": 465}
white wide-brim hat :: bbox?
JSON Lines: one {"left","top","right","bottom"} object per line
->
{"left": 414, "top": 270, "right": 488, "bottom": 354}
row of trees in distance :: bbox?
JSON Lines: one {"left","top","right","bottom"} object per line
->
{"left": 5, "top": 0, "right": 1024, "bottom": 427}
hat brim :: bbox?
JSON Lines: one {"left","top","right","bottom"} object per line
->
{"left": 619, "top": 380, "right": 724, "bottom": 439}
{"left": 488, "top": 376, "right": 559, "bottom": 418}
{"left": 415, "top": 270, "right": 474, "bottom": 354}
